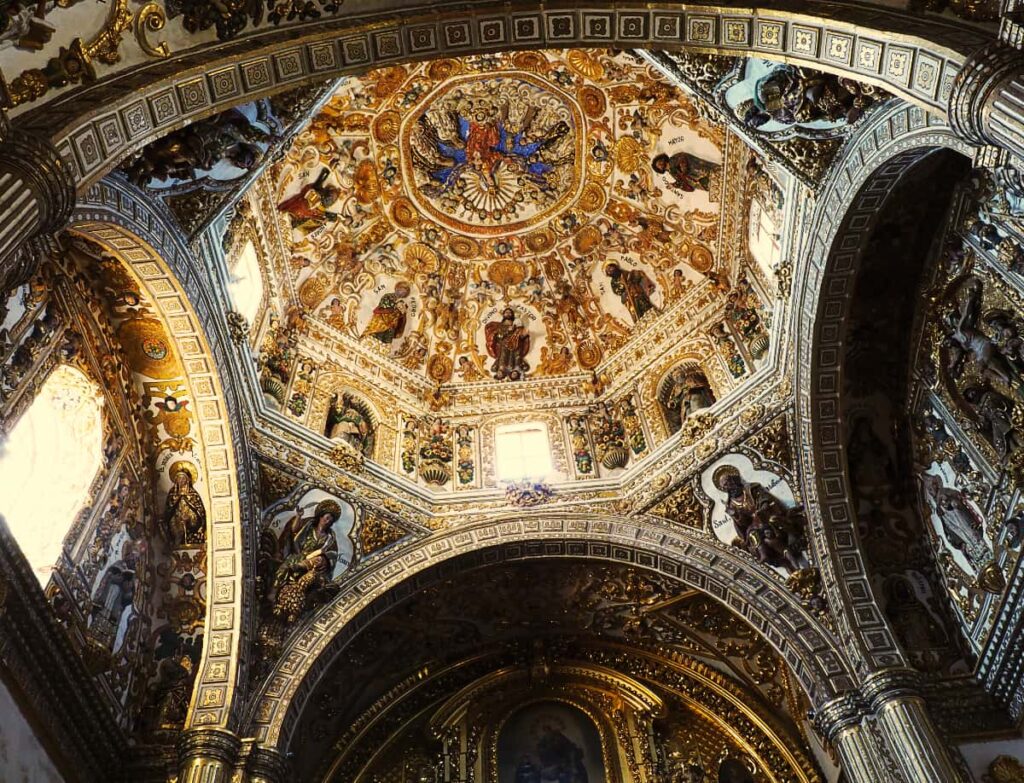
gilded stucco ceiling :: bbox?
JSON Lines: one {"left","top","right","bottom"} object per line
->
{"left": 270, "top": 49, "right": 731, "bottom": 386}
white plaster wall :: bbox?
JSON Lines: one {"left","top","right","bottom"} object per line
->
{"left": 0, "top": 677, "right": 64, "bottom": 782}
{"left": 959, "top": 738, "right": 1024, "bottom": 782}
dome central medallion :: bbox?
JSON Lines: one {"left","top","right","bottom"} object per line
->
{"left": 400, "top": 71, "right": 584, "bottom": 237}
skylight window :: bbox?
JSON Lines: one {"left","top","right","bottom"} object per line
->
{"left": 228, "top": 239, "right": 264, "bottom": 326}
{"left": 0, "top": 364, "right": 104, "bottom": 584}
{"left": 495, "top": 423, "right": 552, "bottom": 482}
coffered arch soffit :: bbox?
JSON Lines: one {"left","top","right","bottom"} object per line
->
{"left": 17, "top": 2, "right": 989, "bottom": 191}
{"left": 793, "top": 100, "right": 973, "bottom": 673}
{"left": 65, "top": 205, "right": 252, "bottom": 732}
{"left": 243, "top": 511, "right": 852, "bottom": 751}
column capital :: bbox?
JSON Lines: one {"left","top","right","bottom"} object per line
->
{"left": 177, "top": 727, "right": 243, "bottom": 783}
{"left": 860, "top": 668, "right": 923, "bottom": 710}
{"left": 950, "top": 44, "right": 1024, "bottom": 161}
{"left": 238, "top": 741, "right": 288, "bottom": 781}
{"left": 0, "top": 126, "right": 75, "bottom": 234}
{"left": 810, "top": 692, "right": 868, "bottom": 742}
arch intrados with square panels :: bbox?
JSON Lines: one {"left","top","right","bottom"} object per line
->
{"left": 12, "top": 2, "right": 987, "bottom": 192}
{"left": 66, "top": 201, "right": 251, "bottom": 731}
{"left": 241, "top": 511, "right": 852, "bottom": 751}
{"left": 794, "top": 101, "right": 974, "bottom": 673}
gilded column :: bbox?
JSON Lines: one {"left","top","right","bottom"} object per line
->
{"left": 176, "top": 727, "right": 242, "bottom": 783}
{"left": 862, "top": 671, "right": 967, "bottom": 783}
{"left": 813, "top": 694, "right": 894, "bottom": 783}
{"left": 0, "top": 112, "right": 76, "bottom": 291}
{"left": 950, "top": 44, "right": 1024, "bottom": 161}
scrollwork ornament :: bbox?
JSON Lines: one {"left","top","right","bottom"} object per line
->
{"left": 134, "top": 3, "right": 170, "bottom": 58}
{"left": 225, "top": 311, "right": 249, "bottom": 344}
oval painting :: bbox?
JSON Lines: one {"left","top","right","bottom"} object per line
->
{"left": 498, "top": 702, "right": 606, "bottom": 783}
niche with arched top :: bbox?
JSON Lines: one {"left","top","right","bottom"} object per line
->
{"left": 324, "top": 389, "right": 377, "bottom": 458}
{"left": 657, "top": 362, "right": 717, "bottom": 435}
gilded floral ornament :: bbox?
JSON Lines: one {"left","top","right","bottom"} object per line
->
{"left": 359, "top": 512, "right": 406, "bottom": 555}
{"left": 785, "top": 567, "right": 828, "bottom": 615}
{"left": 679, "top": 411, "right": 716, "bottom": 444}
{"left": 328, "top": 442, "right": 364, "bottom": 472}
{"left": 985, "top": 756, "right": 1024, "bottom": 783}
{"left": 0, "top": 0, "right": 132, "bottom": 107}
{"left": 225, "top": 311, "right": 249, "bottom": 344}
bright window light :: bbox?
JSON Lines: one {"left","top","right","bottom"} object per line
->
{"left": 0, "top": 365, "right": 104, "bottom": 584}
{"left": 495, "top": 423, "right": 552, "bottom": 482}
{"left": 228, "top": 239, "right": 264, "bottom": 325}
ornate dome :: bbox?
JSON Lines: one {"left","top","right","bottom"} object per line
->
{"left": 235, "top": 49, "right": 781, "bottom": 491}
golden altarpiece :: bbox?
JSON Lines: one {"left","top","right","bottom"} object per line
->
{"left": 6, "top": 3, "right": 1024, "bottom": 782}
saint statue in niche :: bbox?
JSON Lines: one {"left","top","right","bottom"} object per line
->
{"left": 362, "top": 282, "right": 411, "bottom": 344}
{"left": 485, "top": 307, "right": 531, "bottom": 381}
{"left": 89, "top": 559, "right": 136, "bottom": 651}
{"left": 604, "top": 262, "right": 657, "bottom": 323}
{"left": 265, "top": 499, "right": 341, "bottom": 624}
{"left": 325, "top": 391, "right": 373, "bottom": 456}
{"left": 713, "top": 465, "right": 807, "bottom": 573}
{"left": 276, "top": 167, "right": 340, "bottom": 235}
{"left": 661, "top": 366, "right": 716, "bottom": 433}
{"left": 651, "top": 151, "right": 719, "bottom": 193}
{"left": 163, "top": 461, "right": 206, "bottom": 547}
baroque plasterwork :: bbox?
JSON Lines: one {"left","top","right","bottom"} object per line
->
{"left": 12, "top": 3, "right": 990, "bottom": 195}
{"left": 793, "top": 99, "right": 975, "bottom": 674}
{"left": 241, "top": 513, "right": 852, "bottom": 751}
{"left": 70, "top": 181, "right": 258, "bottom": 731}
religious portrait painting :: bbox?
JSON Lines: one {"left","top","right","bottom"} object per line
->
{"left": 592, "top": 259, "right": 662, "bottom": 327}
{"left": 276, "top": 167, "right": 341, "bottom": 237}
{"left": 497, "top": 702, "right": 606, "bottom": 783}
{"left": 362, "top": 281, "right": 412, "bottom": 345}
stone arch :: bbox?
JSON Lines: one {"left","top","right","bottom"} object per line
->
{"left": 13, "top": 3, "right": 987, "bottom": 190}
{"left": 242, "top": 511, "right": 853, "bottom": 750}
{"left": 794, "top": 99, "right": 973, "bottom": 673}
{"left": 67, "top": 182, "right": 252, "bottom": 730}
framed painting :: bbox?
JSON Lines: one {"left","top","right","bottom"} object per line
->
{"left": 497, "top": 702, "right": 606, "bottom": 783}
